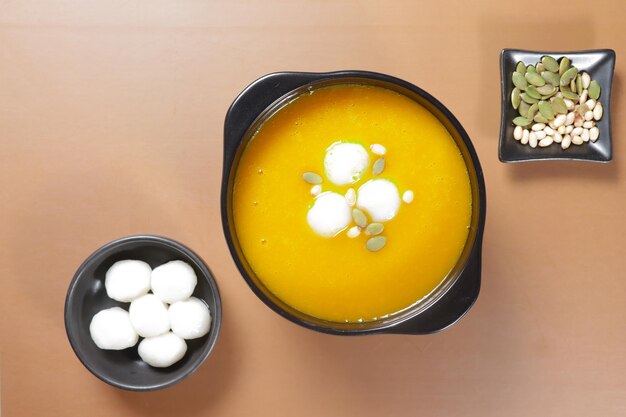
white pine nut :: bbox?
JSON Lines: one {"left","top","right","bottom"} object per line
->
{"left": 584, "top": 111, "right": 594, "bottom": 121}
{"left": 564, "top": 99, "right": 575, "bottom": 110}
{"left": 583, "top": 121, "right": 595, "bottom": 129}
{"left": 565, "top": 125, "right": 574, "bottom": 134}
{"left": 553, "top": 131, "right": 563, "bottom": 143}
{"left": 544, "top": 126, "right": 554, "bottom": 135}
{"left": 565, "top": 112, "right": 575, "bottom": 125}
{"left": 521, "top": 129, "right": 530, "bottom": 144}
{"left": 539, "top": 136, "right": 554, "bottom": 147}
{"left": 534, "top": 131, "right": 547, "bottom": 139}
{"left": 593, "top": 103, "right": 603, "bottom": 120}
{"left": 529, "top": 132, "right": 538, "bottom": 148}
{"left": 579, "top": 90, "right": 588, "bottom": 104}
{"left": 562, "top": 135, "right": 572, "bottom": 149}
{"left": 532, "top": 123, "right": 546, "bottom": 131}
{"left": 582, "top": 129, "right": 590, "bottom": 142}
{"left": 572, "top": 135, "right": 583, "bottom": 145}
{"left": 585, "top": 99, "right": 596, "bottom": 109}
{"left": 590, "top": 127, "right": 600, "bottom": 142}
{"left": 554, "top": 114, "right": 567, "bottom": 127}
{"left": 514, "top": 125, "right": 523, "bottom": 140}
{"left": 572, "top": 127, "right": 583, "bottom": 136}
{"left": 557, "top": 125, "right": 566, "bottom": 134}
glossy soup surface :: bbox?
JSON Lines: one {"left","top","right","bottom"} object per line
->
{"left": 233, "top": 84, "right": 472, "bottom": 322}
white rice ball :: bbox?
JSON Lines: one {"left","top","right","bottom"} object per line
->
{"left": 151, "top": 260, "right": 197, "bottom": 304}
{"left": 89, "top": 307, "right": 138, "bottom": 350}
{"left": 169, "top": 297, "right": 212, "bottom": 340}
{"left": 104, "top": 260, "right": 152, "bottom": 302}
{"left": 138, "top": 332, "right": 187, "bottom": 368}
{"left": 324, "top": 142, "right": 370, "bottom": 185}
{"left": 357, "top": 179, "right": 401, "bottom": 222}
{"left": 129, "top": 294, "right": 170, "bottom": 338}
{"left": 306, "top": 192, "right": 351, "bottom": 238}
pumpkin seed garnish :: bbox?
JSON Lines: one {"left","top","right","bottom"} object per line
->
{"left": 560, "top": 67, "right": 578, "bottom": 86}
{"left": 512, "top": 72, "right": 528, "bottom": 90}
{"left": 302, "top": 172, "right": 322, "bottom": 184}
{"left": 520, "top": 93, "right": 539, "bottom": 104}
{"left": 372, "top": 158, "right": 385, "bottom": 176}
{"left": 588, "top": 80, "right": 601, "bottom": 99}
{"left": 541, "top": 71, "right": 560, "bottom": 86}
{"left": 533, "top": 114, "right": 548, "bottom": 124}
{"left": 525, "top": 71, "right": 546, "bottom": 87}
{"left": 542, "top": 56, "right": 559, "bottom": 73}
{"left": 365, "top": 223, "right": 384, "bottom": 236}
{"left": 536, "top": 84, "right": 556, "bottom": 96}
{"left": 576, "top": 74, "right": 583, "bottom": 94}
{"left": 561, "top": 90, "right": 579, "bottom": 101}
{"left": 513, "top": 116, "right": 531, "bottom": 126}
{"left": 525, "top": 86, "right": 542, "bottom": 100}
{"left": 559, "top": 57, "right": 570, "bottom": 76}
{"left": 519, "top": 101, "right": 531, "bottom": 118}
{"left": 538, "top": 101, "right": 555, "bottom": 120}
{"left": 511, "top": 88, "right": 521, "bottom": 109}
{"left": 526, "top": 103, "right": 538, "bottom": 120}
{"left": 366, "top": 236, "right": 387, "bottom": 252}
{"left": 352, "top": 208, "right": 368, "bottom": 228}
{"left": 551, "top": 97, "right": 568, "bottom": 114}
{"left": 516, "top": 61, "right": 526, "bottom": 74}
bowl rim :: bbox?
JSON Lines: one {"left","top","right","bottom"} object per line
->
{"left": 498, "top": 48, "right": 615, "bottom": 163}
{"left": 64, "top": 234, "right": 222, "bottom": 391}
{"left": 222, "top": 70, "right": 486, "bottom": 335}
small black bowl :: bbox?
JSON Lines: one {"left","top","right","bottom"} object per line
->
{"left": 499, "top": 49, "right": 615, "bottom": 163}
{"left": 64, "top": 235, "right": 222, "bottom": 391}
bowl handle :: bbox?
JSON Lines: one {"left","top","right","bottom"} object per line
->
{"left": 385, "top": 246, "right": 482, "bottom": 335}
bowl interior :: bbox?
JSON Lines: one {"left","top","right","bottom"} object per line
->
{"left": 65, "top": 236, "right": 221, "bottom": 391}
{"left": 224, "top": 74, "right": 484, "bottom": 334}
{"left": 499, "top": 49, "right": 615, "bottom": 163}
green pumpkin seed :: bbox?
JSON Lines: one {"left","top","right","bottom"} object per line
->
{"left": 542, "top": 71, "right": 560, "bottom": 86}
{"left": 512, "top": 72, "right": 528, "bottom": 90}
{"left": 536, "top": 63, "right": 545, "bottom": 73}
{"left": 527, "top": 64, "right": 536, "bottom": 73}
{"left": 511, "top": 88, "right": 521, "bottom": 109}
{"left": 536, "top": 84, "right": 556, "bottom": 96}
{"left": 559, "top": 57, "right": 570, "bottom": 75}
{"left": 534, "top": 114, "right": 548, "bottom": 124}
{"left": 365, "top": 223, "right": 384, "bottom": 236}
{"left": 518, "top": 101, "right": 530, "bottom": 117}
{"left": 372, "top": 158, "right": 385, "bottom": 176}
{"left": 526, "top": 71, "right": 546, "bottom": 87}
{"left": 516, "top": 61, "right": 526, "bottom": 74}
{"left": 560, "top": 67, "right": 578, "bottom": 86}
{"left": 513, "top": 116, "right": 531, "bottom": 126}
{"left": 366, "top": 236, "right": 387, "bottom": 252}
{"left": 551, "top": 97, "right": 568, "bottom": 114}
{"left": 352, "top": 208, "right": 368, "bottom": 228}
{"left": 542, "top": 56, "right": 559, "bottom": 72}
{"left": 526, "top": 103, "right": 538, "bottom": 119}
{"left": 302, "top": 172, "right": 322, "bottom": 184}
{"left": 526, "top": 86, "right": 542, "bottom": 99}
{"left": 521, "top": 93, "right": 539, "bottom": 104}
{"left": 588, "top": 80, "right": 601, "bottom": 99}
{"left": 576, "top": 74, "right": 582, "bottom": 94}
{"left": 561, "top": 90, "right": 579, "bottom": 101}
{"left": 538, "top": 100, "right": 555, "bottom": 120}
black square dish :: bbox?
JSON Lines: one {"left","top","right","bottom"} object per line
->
{"left": 499, "top": 49, "right": 615, "bottom": 163}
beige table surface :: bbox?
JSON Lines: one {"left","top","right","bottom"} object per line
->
{"left": 2, "top": 1, "right": 626, "bottom": 416}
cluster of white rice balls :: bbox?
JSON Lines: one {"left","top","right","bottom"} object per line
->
{"left": 89, "top": 259, "right": 211, "bottom": 368}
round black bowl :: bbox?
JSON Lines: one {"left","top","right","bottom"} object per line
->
{"left": 64, "top": 235, "right": 222, "bottom": 391}
{"left": 222, "top": 71, "right": 486, "bottom": 336}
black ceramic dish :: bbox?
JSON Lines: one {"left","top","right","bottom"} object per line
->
{"left": 499, "top": 49, "right": 615, "bottom": 163}
{"left": 221, "top": 71, "right": 486, "bottom": 336}
{"left": 65, "top": 235, "right": 221, "bottom": 391}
